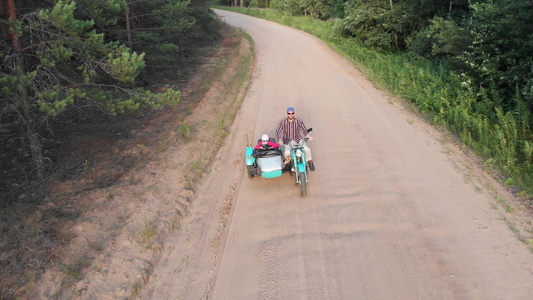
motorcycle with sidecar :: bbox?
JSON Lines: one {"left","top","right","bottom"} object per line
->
{"left": 245, "top": 128, "right": 313, "bottom": 196}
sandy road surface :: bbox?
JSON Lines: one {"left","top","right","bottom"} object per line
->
{"left": 142, "top": 10, "right": 533, "bottom": 299}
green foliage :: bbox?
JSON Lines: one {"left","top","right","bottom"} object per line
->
{"left": 24, "top": 1, "right": 149, "bottom": 116}
{"left": 107, "top": 47, "right": 145, "bottom": 82}
{"left": 461, "top": 0, "right": 533, "bottom": 108}
{"left": 324, "top": 0, "right": 346, "bottom": 18}
{"left": 270, "top": 0, "right": 283, "bottom": 10}
{"left": 7, "top": 17, "right": 23, "bottom": 37}
{"left": 406, "top": 16, "right": 471, "bottom": 71}
{"left": 156, "top": 1, "right": 196, "bottom": 33}
{"left": 300, "top": 0, "right": 327, "bottom": 18}
{"left": 275, "top": 0, "right": 471, "bottom": 52}
{"left": 333, "top": 1, "right": 397, "bottom": 50}
{"left": 0, "top": 0, "right": 203, "bottom": 118}
{"left": 408, "top": 17, "right": 470, "bottom": 58}
{"left": 179, "top": 123, "right": 191, "bottom": 141}
{"left": 37, "top": 88, "right": 83, "bottom": 116}
{"left": 40, "top": 0, "right": 95, "bottom": 36}
{"left": 270, "top": 0, "right": 329, "bottom": 18}
{"left": 113, "top": 0, "right": 202, "bottom": 68}
{"left": 74, "top": 0, "right": 128, "bottom": 28}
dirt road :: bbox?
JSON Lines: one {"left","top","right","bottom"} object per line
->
{"left": 142, "top": 10, "right": 533, "bottom": 299}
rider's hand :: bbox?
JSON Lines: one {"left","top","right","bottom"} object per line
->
{"left": 308, "top": 136, "right": 314, "bottom": 141}
{"left": 279, "top": 140, "right": 284, "bottom": 145}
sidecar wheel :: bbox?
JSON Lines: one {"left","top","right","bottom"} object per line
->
{"left": 247, "top": 166, "right": 255, "bottom": 178}
{"left": 299, "top": 172, "right": 307, "bottom": 197}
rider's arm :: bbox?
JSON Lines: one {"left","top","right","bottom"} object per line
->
{"left": 297, "top": 117, "right": 308, "bottom": 137}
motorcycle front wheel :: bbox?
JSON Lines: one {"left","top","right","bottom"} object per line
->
{"left": 299, "top": 172, "right": 306, "bottom": 196}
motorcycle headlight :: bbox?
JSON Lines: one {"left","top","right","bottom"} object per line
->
{"left": 296, "top": 149, "right": 302, "bottom": 157}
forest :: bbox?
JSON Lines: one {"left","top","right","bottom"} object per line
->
{"left": 1, "top": 0, "right": 220, "bottom": 203}
{"left": 220, "top": 0, "right": 533, "bottom": 195}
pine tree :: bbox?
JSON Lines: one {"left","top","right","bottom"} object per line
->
{"left": 0, "top": 0, "right": 180, "bottom": 179}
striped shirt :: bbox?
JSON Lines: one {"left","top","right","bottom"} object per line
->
{"left": 276, "top": 116, "right": 308, "bottom": 144}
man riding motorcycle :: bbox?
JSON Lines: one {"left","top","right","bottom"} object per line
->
{"left": 275, "top": 107, "right": 315, "bottom": 171}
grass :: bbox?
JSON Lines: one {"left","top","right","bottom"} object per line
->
{"left": 186, "top": 159, "right": 204, "bottom": 181}
{"left": 131, "top": 282, "right": 141, "bottom": 297}
{"left": 179, "top": 123, "right": 191, "bottom": 141}
{"left": 523, "top": 238, "right": 533, "bottom": 253}
{"left": 138, "top": 220, "right": 158, "bottom": 250}
{"left": 57, "top": 254, "right": 92, "bottom": 293}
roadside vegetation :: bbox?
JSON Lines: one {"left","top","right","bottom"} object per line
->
{"left": 217, "top": 1, "right": 533, "bottom": 200}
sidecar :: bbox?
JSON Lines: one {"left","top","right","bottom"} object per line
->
{"left": 245, "top": 138, "right": 283, "bottom": 179}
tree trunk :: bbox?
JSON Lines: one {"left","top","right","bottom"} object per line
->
{"left": 0, "top": 0, "right": 10, "bottom": 40}
{"left": 125, "top": 11, "right": 132, "bottom": 53}
{"left": 8, "top": 0, "right": 45, "bottom": 179}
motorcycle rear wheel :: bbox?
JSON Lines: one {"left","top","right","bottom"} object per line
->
{"left": 299, "top": 172, "right": 306, "bottom": 196}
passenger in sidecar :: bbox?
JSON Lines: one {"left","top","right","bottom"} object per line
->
{"left": 254, "top": 134, "right": 279, "bottom": 151}
{"left": 246, "top": 134, "right": 284, "bottom": 178}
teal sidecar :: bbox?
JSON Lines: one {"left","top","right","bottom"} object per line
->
{"left": 245, "top": 139, "right": 283, "bottom": 179}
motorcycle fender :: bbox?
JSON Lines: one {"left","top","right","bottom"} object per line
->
{"left": 245, "top": 146, "right": 255, "bottom": 166}
{"left": 298, "top": 163, "right": 306, "bottom": 173}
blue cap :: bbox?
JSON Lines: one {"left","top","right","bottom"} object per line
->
{"left": 287, "top": 107, "right": 295, "bottom": 113}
